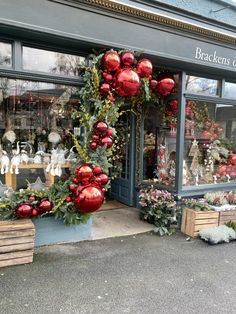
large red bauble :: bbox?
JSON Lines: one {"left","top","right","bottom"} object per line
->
{"left": 100, "top": 137, "right": 113, "bottom": 148}
{"left": 74, "top": 185, "right": 104, "bottom": 213}
{"left": 74, "top": 164, "right": 93, "bottom": 183}
{"left": 102, "top": 50, "right": 120, "bottom": 72}
{"left": 120, "top": 51, "right": 135, "bottom": 66}
{"left": 136, "top": 58, "right": 153, "bottom": 78}
{"left": 156, "top": 76, "right": 175, "bottom": 96}
{"left": 106, "top": 127, "right": 113, "bottom": 137}
{"left": 91, "top": 134, "right": 99, "bottom": 142}
{"left": 94, "top": 121, "right": 108, "bottom": 134}
{"left": 37, "top": 198, "right": 53, "bottom": 213}
{"left": 115, "top": 68, "right": 141, "bottom": 97}
{"left": 89, "top": 141, "right": 97, "bottom": 150}
{"left": 97, "top": 173, "right": 109, "bottom": 186}
{"left": 100, "top": 83, "right": 110, "bottom": 95}
{"left": 92, "top": 165, "right": 102, "bottom": 175}
{"left": 15, "top": 203, "right": 33, "bottom": 218}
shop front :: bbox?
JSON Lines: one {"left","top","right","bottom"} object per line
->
{"left": 0, "top": 0, "right": 236, "bottom": 209}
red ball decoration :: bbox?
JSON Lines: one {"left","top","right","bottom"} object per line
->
{"left": 69, "top": 184, "right": 76, "bottom": 192}
{"left": 150, "top": 79, "right": 158, "bottom": 91}
{"left": 136, "top": 58, "right": 153, "bottom": 78}
{"left": 74, "top": 185, "right": 104, "bottom": 213}
{"left": 74, "top": 164, "right": 93, "bottom": 183}
{"left": 15, "top": 202, "right": 33, "bottom": 218}
{"left": 115, "top": 68, "right": 141, "bottom": 97}
{"left": 102, "top": 50, "right": 120, "bottom": 72}
{"left": 202, "top": 130, "right": 211, "bottom": 140}
{"left": 100, "top": 137, "right": 113, "bottom": 148}
{"left": 72, "top": 177, "right": 79, "bottom": 184}
{"left": 106, "top": 127, "right": 113, "bottom": 137}
{"left": 89, "top": 141, "right": 97, "bottom": 150}
{"left": 168, "top": 99, "right": 178, "bottom": 113}
{"left": 65, "top": 196, "right": 72, "bottom": 202}
{"left": 31, "top": 208, "right": 38, "bottom": 216}
{"left": 28, "top": 195, "right": 36, "bottom": 201}
{"left": 102, "top": 72, "right": 113, "bottom": 83}
{"left": 100, "top": 83, "right": 110, "bottom": 95}
{"left": 94, "top": 121, "right": 108, "bottom": 134}
{"left": 91, "top": 134, "right": 99, "bottom": 142}
{"left": 97, "top": 173, "right": 109, "bottom": 186}
{"left": 37, "top": 198, "right": 53, "bottom": 213}
{"left": 120, "top": 51, "right": 135, "bottom": 66}
{"left": 156, "top": 76, "right": 175, "bottom": 96}
{"left": 92, "top": 165, "right": 102, "bottom": 175}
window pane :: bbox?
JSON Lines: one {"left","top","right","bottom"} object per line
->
{"left": 224, "top": 81, "right": 236, "bottom": 98}
{"left": 186, "top": 75, "right": 219, "bottom": 96}
{"left": 183, "top": 99, "right": 236, "bottom": 186}
{"left": 23, "top": 46, "right": 85, "bottom": 76}
{"left": 0, "top": 77, "right": 79, "bottom": 190}
{"left": 0, "top": 42, "right": 12, "bottom": 67}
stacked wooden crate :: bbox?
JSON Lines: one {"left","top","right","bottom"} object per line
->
{"left": 218, "top": 210, "right": 236, "bottom": 225}
{"left": 0, "top": 219, "right": 35, "bottom": 268}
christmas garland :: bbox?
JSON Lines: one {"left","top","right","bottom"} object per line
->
{"left": 0, "top": 49, "right": 176, "bottom": 225}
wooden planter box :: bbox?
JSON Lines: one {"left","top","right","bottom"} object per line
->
{"left": 0, "top": 219, "right": 35, "bottom": 268}
{"left": 181, "top": 208, "right": 219, "bottom": 238}
{"left": 219, "top": 210, "right": 236, "bottom": 225}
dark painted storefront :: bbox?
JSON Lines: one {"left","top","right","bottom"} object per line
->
{"left": 0, "top": 0, "right": 236, "bottom": 207}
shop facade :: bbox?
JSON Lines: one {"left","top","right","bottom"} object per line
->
{"left": 0, "top": 0, "right": 236, "bottom": 208}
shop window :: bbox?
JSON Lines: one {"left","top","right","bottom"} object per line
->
{"left": 182, "top": 99, "right": 236, "bottom": 186}
{"left": 0, "top": 42, "right": 12, "bottom": 67}
{"left": 186, "top": 75, "right": 220, "bottom": 96}
{"left": 0, "top": 77, "right": 79, "bottom": 190}
{"left": 224, "top": 81, "right": 236, "bottom": 98}
{"left": 143, "top": 102, "right": 177, "bottom": 187}
{"left": 23, "top": 46, "right": 85, "bottom": 76}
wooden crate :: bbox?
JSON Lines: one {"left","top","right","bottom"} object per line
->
{"left": 219, "top": 210, "right": 236, "bottom": 225}
{"left": 0, "top": 219, "right": 35, "bottom": 268}
{"left": 181, "top": 207, "right": 219, "bottom": 238}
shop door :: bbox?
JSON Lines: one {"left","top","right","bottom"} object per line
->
{"left": 109, "top": 112, "right": 135, "bottom": 206}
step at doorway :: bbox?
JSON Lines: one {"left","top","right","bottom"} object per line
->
{"left": 99, "top": 199, "right": 129, "bottom": 211}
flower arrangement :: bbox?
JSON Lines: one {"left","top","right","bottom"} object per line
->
{"left": 182, "top": 198, "right": 210, "bottom": 211}
{"left": 204, "top": 191, "right": 228, "bottom": 206}
{"left": 139, "top": 187, "right": 179, "bottom": 236}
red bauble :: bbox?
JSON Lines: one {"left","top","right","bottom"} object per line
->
{"left": 74, "top": 185, "right": 104, "bottom": 213}
{"left": 89, "top": 141, "right": 97, "bottom": 150}
{"left": 91, "top": 134, "right": 99, "bottom": 142}
{"left": 150, "top": 79, "right": 158, "bottom": 91}
{"left": 102, "top": 50, "right": 120, "bottom": 72}
{"left": 106, "top": 127, "right": 113, "bottom": 137}
{"left": 72, "top": 177, "right": 79, "bottom": 184}
{"left": 156, "top": 76, "right": 175, "bottom": 96}
{"left": 136, "top": 58, "right": 153, "bottom": 78}
{"left": 94, "top": 121, "right": 108, "bottom": 134}
{"left": 28, "top": 195, "right": 36, "bottom": 201}
{"left": 65, "top": 196, "right": 72, "bottom": 202}
{"left": 115, "top": 68, "right": 141, "bottom": 97}
{"left": 97, "top": 173, "right": 109, "bottom": 186}
{"left": 100, "top": 137, "right": 113, "bottom": 148}
{"left": 69, "top": 184, "right": 76, "bottom": 192}
{"left": 120, "top": 51, "right": 135, "bottom": 66}
{"left": 15, "top": 203, "right": 33, "bottom": 218}
{"left": 102, "top": 72, "right": 113, "bottom": 83}
{"left": 100, "top": 83, "right": 110, "bottom": 95}
{"left": 202, "top": 130, "right": 211, "bottom": 139}
{"left": 74, "top": 164, "right": 93, "bottom": 183}
{"left": 168, "top": 99, "right": 178, "bottom": 113}
{"left": 107, "top": 94, "right": 115, "bottom": 102}
{"left": 31, "top": 208, "right": 38, "bottom": 216}
{"left": 92, "top": 165, "right": 102, "bottom": 175}
{"left": 37, "top": 198, "right": 53, "bottom": 213}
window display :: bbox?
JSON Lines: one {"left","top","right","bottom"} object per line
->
{"left": 186, "top": 75, "right": 220, "bottom": 96}
{"left": 0, "top": 77, "right": 79, "bottom": 189}
{"left": 0, "top": 42, "right": 12, "bottom": 67}
{"left": 183, "top": 99, "right": 236, "bottom": 186}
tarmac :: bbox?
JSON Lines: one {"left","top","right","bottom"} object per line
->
{"left": 1, "top": 231, "right": 236, "bottom": 314}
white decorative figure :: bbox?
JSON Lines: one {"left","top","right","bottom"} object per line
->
{"left": 226, "top": 174, "right": 231, "bottom": 183}
{"left": 10, "top": 141, "right": 20, "bottom": 174}
{"left": 0, "top": 151, "right": 10, "bottom": 174}
{"left": 46, "top": 149, "right": 58, "bottom": 176}
{"left": 213, "top": 175, "right": 217, "bottom": 184}
{"left": 33, "top": 151, "right": 44, "bottom": 164}
{"left": 66, "top": 146, "right": 77, "bottom": 162}
{"left": 20, "top": 150, "right": 29, "bottom": 164}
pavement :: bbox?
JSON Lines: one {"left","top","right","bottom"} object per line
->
{"left": 1, "top": 232, "right": 236, "bottom": 314}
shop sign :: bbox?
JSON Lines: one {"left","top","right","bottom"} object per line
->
{"left": 194, "top": 47, "right": 236, "bottom": 68}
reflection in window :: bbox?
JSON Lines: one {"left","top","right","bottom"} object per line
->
{"left": 0, "top": 77, "right": 79, "bottom": 190}
{"left": 183, "top": 100, "right": 236, "bottom": 186}
{"left": 224, "top": 81, "right": 236, "bottom": 99}
{"left": 186, "top": 75, "right": 219, "bottom": 96}
{"left": 0, "top": 42, "right": 12, "bottom": 67}
{"left": 23, "top": 46, "right": 85, "bottom": 76}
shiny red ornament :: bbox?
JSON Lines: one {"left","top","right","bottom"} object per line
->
{"left": 100, "top": 83, "right": 110, "bottom": 96}
{"left": 150, "top": 79, "right": 158, "bottom": 91}
{"left": 102, "top": 50, "right": 120, "bottom": 72}
{"left": 65, "top": 196, "right": 72, "bottom": 202}
{"left": 136, "top": 58, "right": 153, "bottom": 78}
{"left": 100, "top": 137, "right": 113, "bottom": 148}
{"left": 28, "top": 195, "right": 36, "bottom": 201}
{"left": 156, "top": 76, "right": 175, "bottom": 96}
{"left": 72, "top": 177, "right": 79, "bottom": 184}
{"left": 31, "top": 208, "right": 38, "bottom": 216}
{"left": 69, "top": 184, "right": 76, "bottom": 192}
{"left": 74, "top": 185, "right": 104, "bottom": 213}
{"left": 168, "top": 99, "right": 178, "bottom": 113}
{"left": 106, "top": 127, "right": 113, "bottom": 137}
{"left": 115, "top": 68, "right": 141, "bottom": 97}
{"left": 94, "top": 121, "right": 108, "bottom": 134}
{"left": 74, "top": 164, "right": 93, "bottom": 183}
{"left": 202, "top": 130, "right": 211, "bottom": 140}
{"left": 91, "top": 134, "right": 99, "bottom": 142}
{"left": 92, "top": 165, "right": 102, "bottom": 175}
{"left": 102, "top": 72, "right": 113, "bottom": 83}
{"left": 15, "top": 202, "right": 33, "bottom": 218}
{"left": 37, "top": 198, "right": 53, "bottom": 213}
{"left": 97, "top": 173, "right": 109, "bottom": 186}
{"left": 89, "top": 141, "right": 97, "bottom": 150}
{"left": 120, "top": 51, "right": 135, "bottom": 66}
